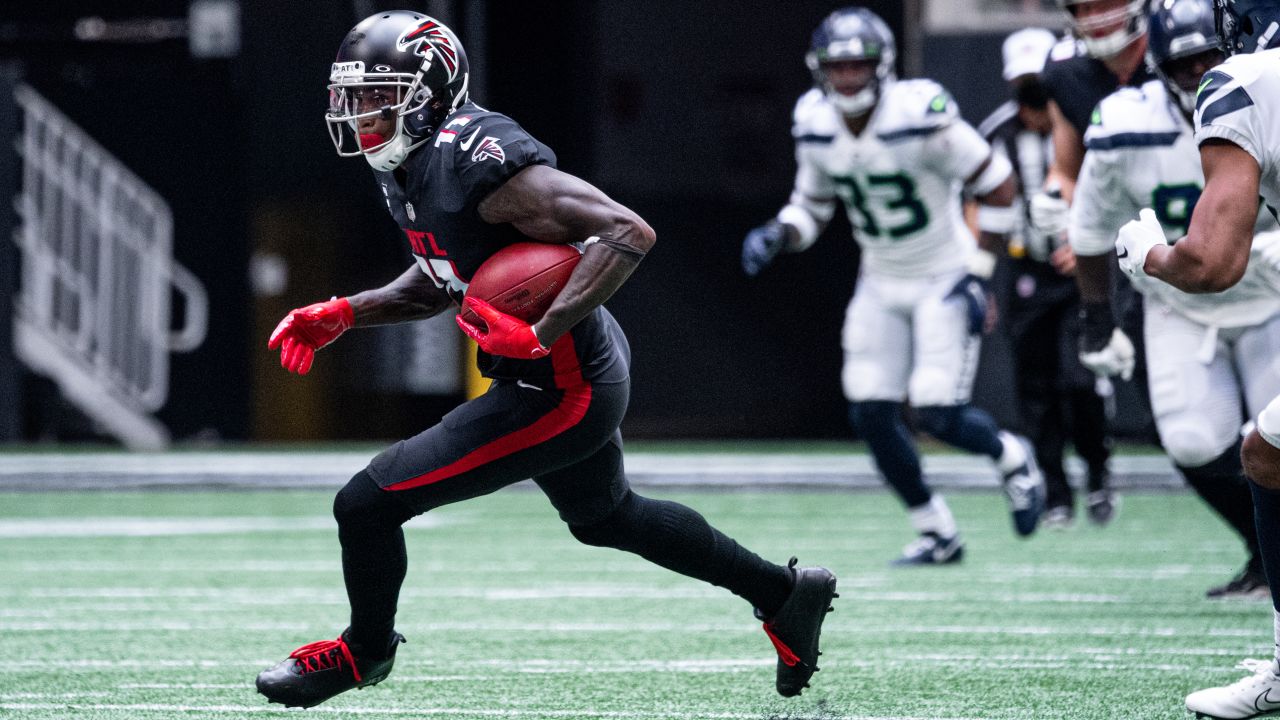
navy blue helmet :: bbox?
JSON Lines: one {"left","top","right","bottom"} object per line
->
{"left": 1149, "top": 0, "right": 1225, "bottom": 111}
{"left": 805, "top": 7, "right": 896, "bottom": 116}
{"left": 1214, "top": 0, "right": 1280, "bottom": 53}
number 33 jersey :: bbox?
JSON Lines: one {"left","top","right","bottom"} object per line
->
{"left": 788, "top": 79, "right": 991, "bottom": 278}
{"left": 1073, "top": 79, "right": 1280, "bottom": 328}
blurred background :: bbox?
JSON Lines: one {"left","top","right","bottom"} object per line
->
{"left": 0, "top": 0, "right": 1111, "bottom": 449}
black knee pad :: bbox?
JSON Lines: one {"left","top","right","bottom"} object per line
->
{"left": 334, "top": 469, "right": 413, "bottom": 532}
{"left": 915, "top": 405, "right": 962, "bottom": 439}
{"left": 568, "top": 490, "right": 643, "bottom": 548}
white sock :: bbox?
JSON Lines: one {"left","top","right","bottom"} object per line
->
{"left": 909, "top": 494, "right": 958, "bottom": 538}
{"left": 996, "top": 431, "right": 1027, "bottom": 473}
{"left": 1272, "top": 610, "right": 1280, "bottom": 671}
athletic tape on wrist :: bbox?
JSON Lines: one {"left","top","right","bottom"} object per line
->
{"left": 1258, "top": 398, "right": 1280, "bottom": 450}
{"left": 976, "top": 204, "right": 1018, "bottom": 235}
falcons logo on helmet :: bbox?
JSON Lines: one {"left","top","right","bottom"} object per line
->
{"left": 396, "top": 19, "right": 460, "bottom": 79}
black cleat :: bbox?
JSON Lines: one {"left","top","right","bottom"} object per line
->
{"left": 256, "top": 630, "right": 405, "bottom": 708}
{"left": 1085, "top": 488, "right": 1119, "bottom": 526}
{"left": 757, "top": 557, "right": 838, "bottom": 697}
{"left": 1206, "top": 562, "right": 1270, "bottom": 600}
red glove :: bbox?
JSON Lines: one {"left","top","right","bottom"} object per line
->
{"left": 455, "top": 297, "right": 550, "bottom": 359}
{"left": 267, "top": 297, "right": 354, "bottom": 375}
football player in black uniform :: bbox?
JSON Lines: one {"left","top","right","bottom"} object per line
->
{"left": 1031, "top": 0, "right": 1157, "bottom": 524}
{"left": 254, "top": 11, "right": 836, "bottom": 708}
{"left": 977, "top": 28, "right": 1113, "bottom": 529}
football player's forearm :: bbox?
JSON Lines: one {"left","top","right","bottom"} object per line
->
{"left": 973, "top": 174, "right": 1015, "bottom": 256}
{"left": 1144, "top": 234, "right": 1247, "bottom": 293}
{"left": 1150, "top": 141, "right": 1264, "bottom": 293}
{"left": 347, "top": 264, "right": 453, "bottom": 326}
{"left": 1074, "top": 253, "right": 1113, "bottom": 304}
{"left": 534, "top": 235, "right": 648, "bottom": 346}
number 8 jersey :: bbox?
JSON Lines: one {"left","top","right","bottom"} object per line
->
{"left": 788, "top": 79, "right": 991, "bottom": 278}
{"left": 1072, "top": 79, "right": 1280, "bottom": 328}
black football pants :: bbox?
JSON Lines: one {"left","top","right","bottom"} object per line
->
{"left": 333, "top": 376, "right": 791, "bottom": 656}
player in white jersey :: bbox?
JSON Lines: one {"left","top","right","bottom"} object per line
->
{"left": 741, "top": 7, "right": 1045, "bottom": 565}
{"left": 1109, "top": 0, "right": 1280, "bottom": 716}
{"left": 1070, "top": 0, "right": 1280, "bottom": 602}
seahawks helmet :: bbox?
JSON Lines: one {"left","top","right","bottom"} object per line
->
{"left": 805, "top": 7, "right": 896, "bottom": 117}
{"left": 1057, "top": 0, "right": 1149, "bottom": 57}
{"left": 1149, "top": 0, "right": 1225, "bottom": 111}
{"left": 1214, "top": 0, "right": 1280, "bottom": 53}
{"left": 326, "top": 10, "right": 470, "bottom": 171}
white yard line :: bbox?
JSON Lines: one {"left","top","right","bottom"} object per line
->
{"left": 4, "top": 619, "right": 1239, "bottom": 635}
{"left": 0, "top": 515, "right": 444, "bottom": 538}
{"left": 0, "top": 585, "right": 1174, "bottom": 604}
{"left": 0, "top": 702, "right": 991, "bottom": 720}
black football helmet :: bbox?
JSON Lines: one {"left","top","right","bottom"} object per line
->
{"left": 1214, "top": 0, "right": 1280, "bottom": 53}
{"left": 1149, "top": 0, "right": 1225, "bottom": 112}
{"left": 326, "top": 10, "right": 470, "bottom": 171}
{"left": 1057, "top": 0, "right": 1148, "bottom": 57}
{"left": 805, "top": 7, "right": 896, "bottom": 117}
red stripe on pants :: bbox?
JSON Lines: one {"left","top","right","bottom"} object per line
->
{"left": 385, "top": 335, "right": 590, "bottom": 491}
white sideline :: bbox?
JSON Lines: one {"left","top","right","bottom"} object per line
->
{"left": 0, "top": 450, "right": 1181, "bottom": 489}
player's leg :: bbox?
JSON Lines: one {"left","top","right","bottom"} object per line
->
{"left": 1066, "top": 385, "right": 1116, "bottom": 524}
{"left": 1009, "top": 296, "right": 1073, "bottom": 526}
{"left": 1243, "top": 406, "right": 1280, "bottom": 620}
{"left": 909, "top": 274, "right": 1043, "bottom": 537}
{"left": 539, "top": 429, "right": 793, "bottom": 612}
{"left": 1233, "top": 315, "right": 1280, "bottom": 603}
{"left": 533, "top": 385, "right": 836, "bottom": 697}
{"left": 843, "top": 274, "right": 959, "bottom": 563}
{"left": 1057, "top": 296, "right": 1115, "bottom": 525}
{"left": 1144, "top": 301, "right": 1262, "bottom": 599}
{"left": 257, "top": 377, "right": 623, "bottom": 707}
{"left": 1187, "top": 405, "right": 1280, "bottom": 718}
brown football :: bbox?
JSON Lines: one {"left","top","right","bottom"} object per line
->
{"left": 460, "top": 242, "right": 582, "bottom": 329}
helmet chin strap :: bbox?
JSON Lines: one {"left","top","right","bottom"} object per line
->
{"left": 828, "top": 85, "right": 878, "bottom": 116}
{"left": 362, "top": 114, "right": 428, "bottom": 172}
{"left": 1172, "top": 85, "right": 1197, "bottom": 113}
{"left": 364, "top": 132, "right": 413, "bottom": 171}
{"left": 1082, "top": 32, "right": 1132, "bottom": 57}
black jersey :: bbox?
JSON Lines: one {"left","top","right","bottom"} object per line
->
{"left": 373, "top": 102, "right": 629, "bottom": 386}
{"left": 1040, "top": 39, "right": 1154, "bottom": 138}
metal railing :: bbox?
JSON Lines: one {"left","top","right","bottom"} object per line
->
{"left": 12, "top": 83, "right": 207, "bottom": 449}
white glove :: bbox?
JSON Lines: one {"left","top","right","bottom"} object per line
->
{"left": 1029, "top": 190, "right": 1070, "bottom": 236}
{"left": 1115, "top": 208, "right": 1166, "bottom": 278}
{"left": 1079, "top": 327, "right": 1136, "bottom": 381}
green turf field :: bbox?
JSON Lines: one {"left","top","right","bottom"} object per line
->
{"left": 0, "top": 487, "right": 1271, "bottom": 719}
